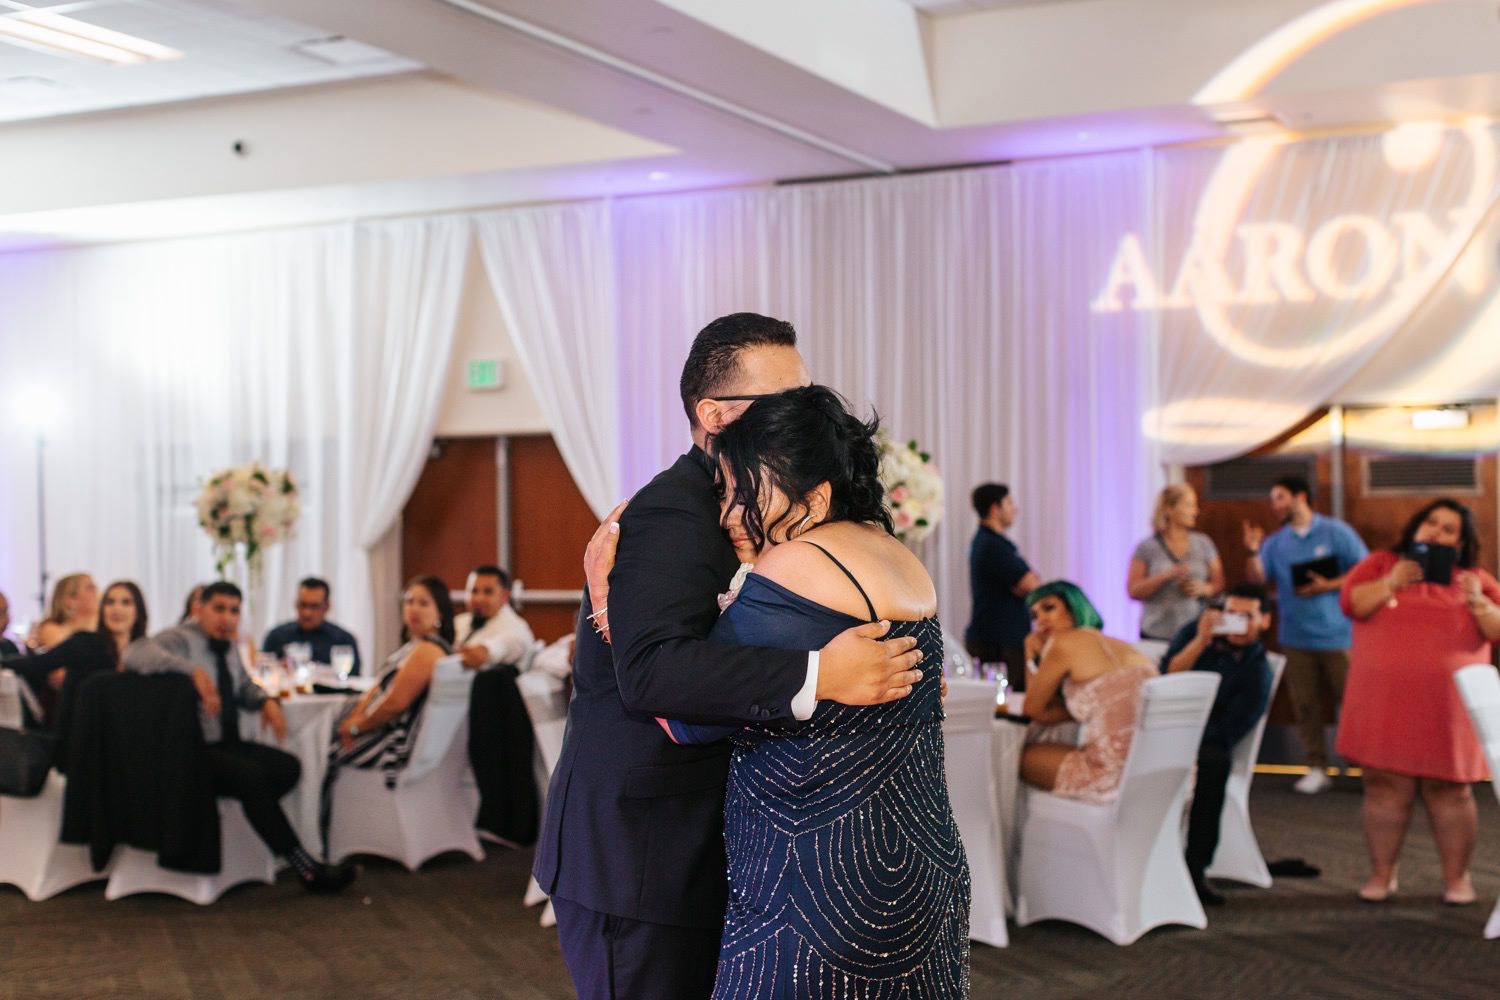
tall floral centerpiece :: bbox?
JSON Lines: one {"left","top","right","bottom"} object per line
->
{"left": 196, "top": 463, "right": 300, "bottom": 648}
{"left": 877, "top": 434, "right": 944, "bottom": 547}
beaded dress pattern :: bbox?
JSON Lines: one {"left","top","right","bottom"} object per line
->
{"left": 707, "top": 567, "right": 971, "bottom": 999}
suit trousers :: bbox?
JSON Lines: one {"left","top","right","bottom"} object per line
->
{"left": 1185, "top": 740, "right": 1233, "bottom": 875}
{"left": 205, "top": 742, "right": 302, "bottom": 855}
{"left": 553, "top": 896, "right": 721, "bottom": 1000}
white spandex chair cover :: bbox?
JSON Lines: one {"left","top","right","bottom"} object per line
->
{"left": 1454, "top": 664, "right": 1500, "bottom": 939}
{"left": 0, "top": 669, "right": 24, "bottom": 729}
{"left": 1016, "top": 672, "right": 1219, "bottom": 945}
{"left": 517, "top": 645, "right": 568, "bottom": 927}
{"left": 105, "top": 799, "right": 275, "bottom": 905}
{"left": 0, "top": 770, "right": 109, "bottom": 900}
{"left": 942, "top": 678, "right": 1007, "bottom": 947}
{"left": 326, "top": 655, "right": 484, "bottom": 870}
{"left": 1206, "top": 652, "right": 1286, "bottom": 887}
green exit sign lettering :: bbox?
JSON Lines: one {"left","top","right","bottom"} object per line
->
{"left": 466, "top": 358, "right": 504, "bottom": 391}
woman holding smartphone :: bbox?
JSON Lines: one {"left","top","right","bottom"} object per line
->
{"left": 1338, "top": 498, "right": 1500, "bottom": 904}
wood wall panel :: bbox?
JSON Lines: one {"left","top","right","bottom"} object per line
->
{"left": 507, "top": 435, "right": 599, "bottom": 643}
{"left": 401, "top": 438, "right": 499, "bottom": 600}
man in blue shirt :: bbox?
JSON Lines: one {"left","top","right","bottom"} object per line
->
{"left": 964, "top": 483, "right": 1039, "bottom": 691}
{"left": 1163, "top": 583, "right": 1274, "bottom": 906}
{"left": 1244, "top": 476, "right": 1367, "bottom": 794}
{"left": 261, "top": 577, "right": 361, "bottom": 673}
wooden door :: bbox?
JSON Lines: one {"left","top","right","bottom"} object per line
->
{"left": 507, "top": 435, "right": 599, "bottom": 643}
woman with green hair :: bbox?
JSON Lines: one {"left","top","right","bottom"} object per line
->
{"left": 1020, "top": 580, "right": 1156, "bottom": 802}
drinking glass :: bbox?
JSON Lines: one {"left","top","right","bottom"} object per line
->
{"left": 331, "top": 645, "right": 355, "bottom": 685}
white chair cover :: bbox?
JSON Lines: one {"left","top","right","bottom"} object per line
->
{"left": 0, "top": 668, "right": 24, "bottom": 729}
{"left": 1131, "top": 639, "right": 1169, "bottom": 666}
{"left": 517, "top": 651, "right": 569, "bottom": 925}
{"left": 326, "top": 655, "right": 484, "bottom": 870}
{"left": 105, "top": 799, "right": 276, "bottom": 905}
{"left": 0, "top": 770, "right": 110, "bottom": 900}
{"left": 1016, "top": 672, "right": 1220, "bottom": 945}
{"left": 1454, "top": 664, "right": 1500, "bottom": 939}
{"left": 1206, "top": 652, "right": 1286, "bottom": 887}
{"left": 942, "top": 678, "right": 1007, "bottom": 947}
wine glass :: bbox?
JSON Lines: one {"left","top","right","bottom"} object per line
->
{"left": 331, "top": 645, "right": 355, "bottom": 685}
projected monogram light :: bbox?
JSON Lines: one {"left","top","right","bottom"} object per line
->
{"left": 1092, "top": 120, "right": 1496, "bottom": 369}
{"left": 1093, "top": 0, "right": 1497, "bottom": 370}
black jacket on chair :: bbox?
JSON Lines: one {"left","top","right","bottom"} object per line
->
{"left": 468, "top": 663, "right": 539, "bottom": 845}
{"left": 532, "top": 448, "right": 809, "bottom": 929}
{"left": 61, "top": 671, "right": 220, "bottom": 873}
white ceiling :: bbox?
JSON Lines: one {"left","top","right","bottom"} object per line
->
{"left": 0, "top": 0, "right": 420, "bottom": 123}
{"left": 3, "top": 0, "right": 1500, "bottom": 248}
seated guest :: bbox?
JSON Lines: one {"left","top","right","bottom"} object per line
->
{"left": 530, "top": 633, "right": 576, "bottom": 681}
{"left": 262, "top": 577, "right": 361, "bottom": 673}
{"left": 179, "top": 582, "right": 209, "bottom": 625}
{"left": 0, "top": 588, "right": 21, "bottom": 657}
{"left": 29, "top": 573, "right": 99, "bottom": 650}
{"left": 453, "top": 565, "right": 534, "bottom": 671}
{"left": 323, "top": 576, "right": 455, "bottom": 855}
{"left": 1020, "top": 580, "right": 1156, "bottom": 801}
{"left": 1162, "top": 583, "right": 1275, "bottom": 906}
{"left": 125, "top": 581, "right": 354, "bottom": 892}
{"left": 7, "top": 581, "right": 150, "bottom": 739}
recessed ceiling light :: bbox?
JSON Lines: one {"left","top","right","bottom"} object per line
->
{"left": 0, "top": 9, "right": 181, "bottom": 65}
{"left": 647, "top": 170, "right": 671, "bottom": 181}
{"left": 294, "top": 36, "right": 399, "bottom": 67}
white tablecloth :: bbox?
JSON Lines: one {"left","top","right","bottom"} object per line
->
{"left": 241, "top": 693, "right": 356, "bottom": 851}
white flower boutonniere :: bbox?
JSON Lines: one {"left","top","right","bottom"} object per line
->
{"left": 718, "top": 562, "right": 754, "bottom": 611}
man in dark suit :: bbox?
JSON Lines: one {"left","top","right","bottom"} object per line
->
{"left": 534, "top": 313, "right": 927, "bottom": 999}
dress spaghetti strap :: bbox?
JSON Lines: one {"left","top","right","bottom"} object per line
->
{"left": 799, "top": 541, "right": 879, "bottom": 622}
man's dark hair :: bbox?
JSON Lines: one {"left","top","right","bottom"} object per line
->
{"left": 679, "top": 312, "right": 798, "bottom": 429}
{"left": 971, "top": 483, "right": 1010, "bottom": 519}
{"left": 471, "top": 565, "right": 512, "bottom": 589}
{"left": 1225, "top": 581, "right": 1269, "bottom": 611}
{"left": 298, "top": 577, "right": 330, "bottom": 600}
{"left": 1272, "top": 475, "right": 1313, "bottom": 503}
{"left": 201, "top": 581, "right": 242, "bottom": 604}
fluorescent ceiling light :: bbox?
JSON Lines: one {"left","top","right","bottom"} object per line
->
{"left": 0, "top": 10, "right": 182, "bottom": 65}
{"left": 1410, "top": 407, "right": 1470, "bottom": 430}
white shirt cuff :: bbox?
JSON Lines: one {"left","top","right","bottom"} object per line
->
{"left": 791, "top": 651, "right": 819, "bottom": 721}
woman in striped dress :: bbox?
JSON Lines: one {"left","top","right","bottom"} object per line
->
{"left": 320, "top": 575, "right": 454, "bottom": 857}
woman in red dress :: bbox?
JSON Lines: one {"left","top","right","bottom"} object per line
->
{"left": 1338, "top": 498, "right": 1500, "bottom": 905}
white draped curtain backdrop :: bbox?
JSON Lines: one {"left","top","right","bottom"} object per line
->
{"left": 6, "top": 122, "right": 1500, "bottom": 649}
{"left": 0, "top": 218, "right": 468, "bottom": 658}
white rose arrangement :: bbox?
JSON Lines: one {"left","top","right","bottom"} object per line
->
{"left": 878, "top": 434, "right": 944, "bottom": 545}
{"left": 196, "top": 462, "right": 301, "bottom": 579}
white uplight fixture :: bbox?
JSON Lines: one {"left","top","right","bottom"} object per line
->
{"left": 1410, "top": 406, "right": 1471, "bottom": 430}
{"left": 0, "top": 9, "right": 182, "bottom": 65}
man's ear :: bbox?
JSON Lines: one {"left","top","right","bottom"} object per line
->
{"left": 694, "top": 397, "right": 723, "bottom": 434}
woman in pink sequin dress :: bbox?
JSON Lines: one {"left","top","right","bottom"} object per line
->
{"left": 1020, "top": 581, "right": 1156, "bottom": 802}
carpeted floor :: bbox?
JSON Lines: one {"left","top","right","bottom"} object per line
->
{"left": 3, "top": 774, "right": 1499, "bottom": 999}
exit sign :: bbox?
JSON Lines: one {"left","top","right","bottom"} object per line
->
{"left": 466, "top": 358, "right": 504, "bottom": 391}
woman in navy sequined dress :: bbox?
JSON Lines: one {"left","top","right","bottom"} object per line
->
{"left": 690, "top": 385, "right": 971, "bottom": 998}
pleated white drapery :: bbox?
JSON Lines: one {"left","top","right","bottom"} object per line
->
{"left": 0, "top": 219, "right": 469, "bottom": 659}
{"left": 7, "top": 121, "right": 1500, "bottom": 645}
{"left": 474, "top": 204, "right": 621, "bottom": 518}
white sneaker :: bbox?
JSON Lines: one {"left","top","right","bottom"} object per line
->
{"left": 1294, "top": 769, "right": 1332, "bottom": 794}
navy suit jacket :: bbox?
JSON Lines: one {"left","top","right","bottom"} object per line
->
{"left": 533, "top": 447, "right": 808, "bottom": 928}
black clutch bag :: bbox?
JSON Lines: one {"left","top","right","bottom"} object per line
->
{"left": 0, "top": 726, "right": 55, "bottom": 797}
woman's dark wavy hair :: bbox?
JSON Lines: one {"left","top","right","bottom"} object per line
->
{"left": 402, "top": 575, "right": 457, "bottom": 646}
{"left": 1393, "top": 497, "right": 1479, "bottom": 569}
{"left": 711, "top": 385, "right": 893, "bottom": 551}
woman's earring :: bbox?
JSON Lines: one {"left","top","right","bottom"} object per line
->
{"left": 796, "top": 514, "right": 813, "bottom": 536}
